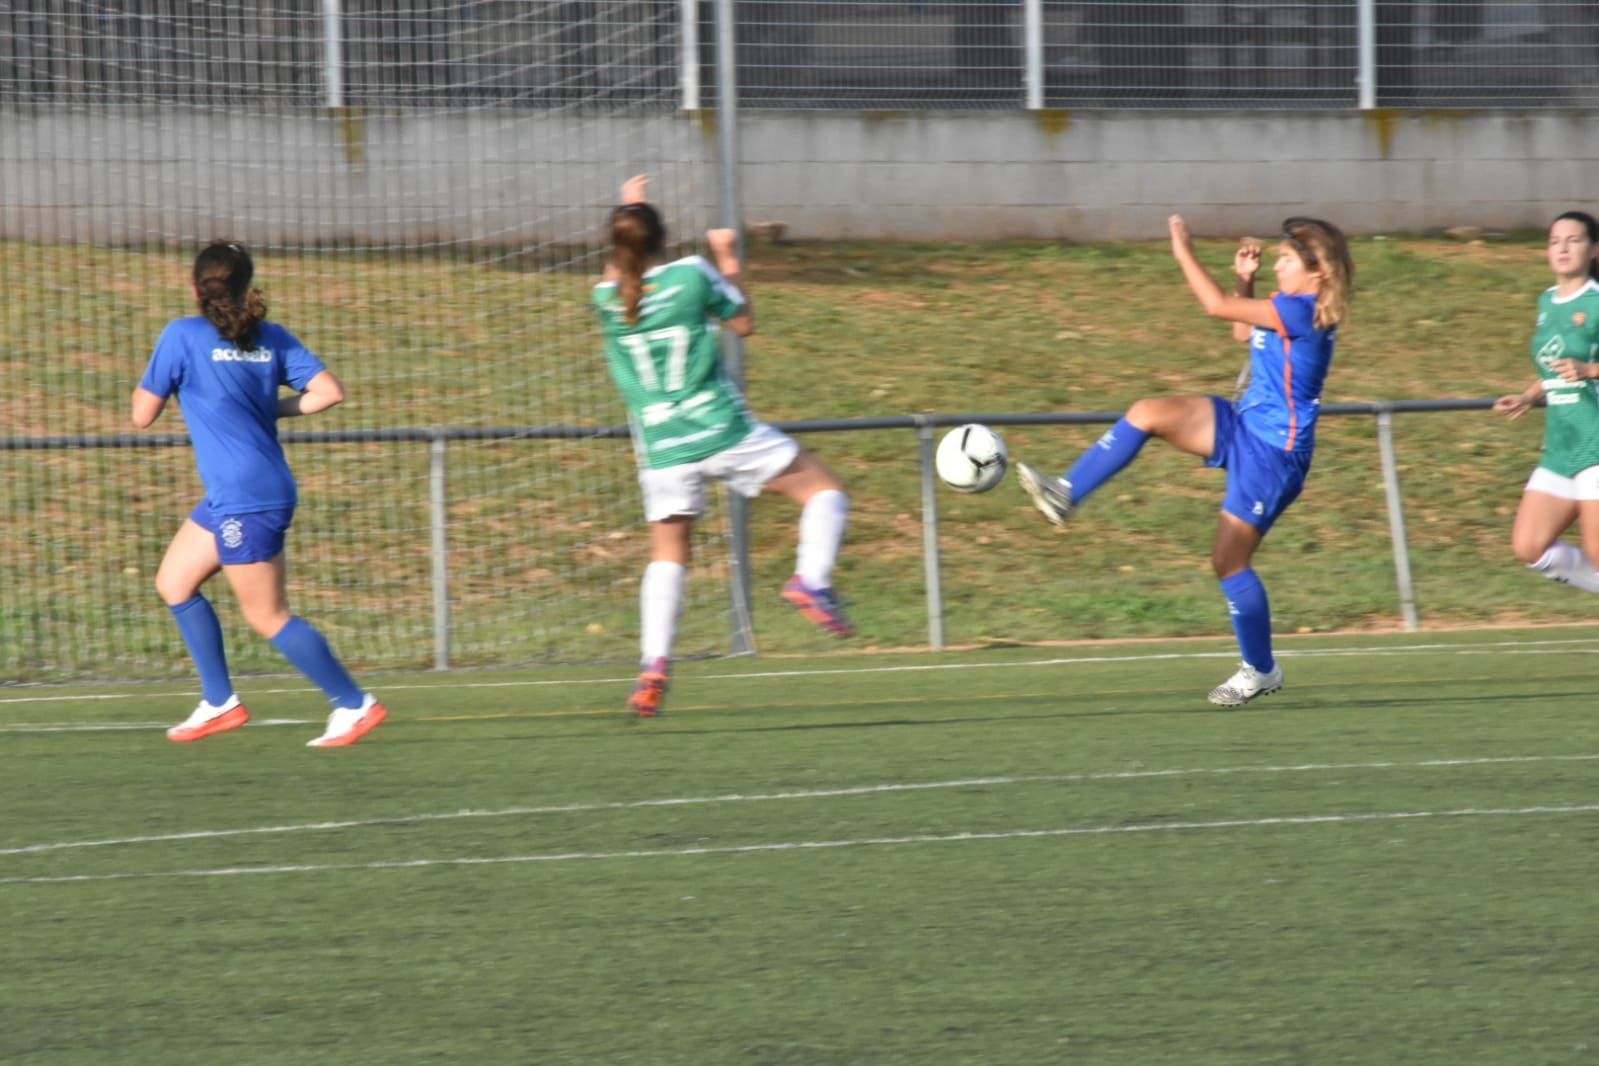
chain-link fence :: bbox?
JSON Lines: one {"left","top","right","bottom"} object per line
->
{"left": 3, "top": 2, "right": 1594, "bottom": 111}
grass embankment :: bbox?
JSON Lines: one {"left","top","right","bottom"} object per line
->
{"left": 0, "top": 236, "right": 1579, "bottom": 679}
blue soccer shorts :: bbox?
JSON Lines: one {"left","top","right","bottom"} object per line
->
{"left": 188, "top": 500, "right": 294, "bottom": 565}
{"left": 1203, "top": 396, "right": 1313, "bottom": 534}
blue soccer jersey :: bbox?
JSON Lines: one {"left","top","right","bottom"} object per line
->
{"left": 1237, "top": 292, "right": 1337, "bottom": 454}
{"left": 139, "top": 317, "right": 325, "bottom": 513}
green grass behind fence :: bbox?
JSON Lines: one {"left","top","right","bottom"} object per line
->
{"left": 0, "top": 234, "right": 1587, "bottom": 679}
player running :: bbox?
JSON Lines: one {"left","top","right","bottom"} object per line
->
{"left": 1016, "top": 215, "right": 1354, "bottom": 706}
{"left": 596, "top": 175, "right": 853, "bottom": 717}
{"left": 1493, "top": 211, "right": 1599, "bottom": 594}
{"left": 131, "top": 241, "right": 387, "bottom": 747}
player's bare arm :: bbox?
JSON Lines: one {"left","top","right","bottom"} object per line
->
{"left": 1169, "top": 215, "right": 1282, "bottom": 332}
{"left": 1231, "top": 241, "right": 1262, "bottom": 341}
{"left": 278, "top": 369, "right": 345, "bottom": 418}
{"left": 707, "top": 227, "right": 755, "bottom": 336}
{"left": 130, "top": 386, "right": 166, "bottom": 429}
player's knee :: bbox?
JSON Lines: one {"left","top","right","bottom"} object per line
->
{"left": 1125, "top": 398, "right": 1158, "bottom": 431}
{"left": 240, "top": 605, "right": 291, "bottom": 638}
{"left": 1511, "top": 539, "right": 1549, "bottom": 566}
{"left": 154, "top": 572, "right": 196, "bottom": 606}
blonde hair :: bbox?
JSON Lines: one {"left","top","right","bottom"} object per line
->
{"left": 1283, "top": 217, "right": 1353, "bottom": 331}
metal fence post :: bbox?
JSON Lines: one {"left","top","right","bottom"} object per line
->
{"left": 1023, "top": 0, "right": 1044, "bottom": 109}
{"left": 714, "top": 0, "right": 756, "bottom": 655}
{"left": 1375, "top": 409, "right": 1420, "bottom": 631}
{"left": 429, "top": 433, "right": 451, "bottom": 669}
{"left": 679, "top": 0, "right": 700, "bottom": 110}
{"left": 321, "top": 0, "right": 343, "bottom": 108}
{"left": 1357, "top": 0, "right": 1377, "bottom": 108}
{"left": 918, "top": 421, "right": 946, "bottom": 649}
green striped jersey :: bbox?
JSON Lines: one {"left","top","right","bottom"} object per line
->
{"left": 1533, "top": 278, "right": 1599, "bottom": 477}
{"left": 593, "top": 255, "right": 752, "bottom": 469}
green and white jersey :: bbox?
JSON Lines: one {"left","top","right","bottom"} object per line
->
{"left": 1533, "top": 278, "right": 1599, "bottom": 477}
{"left": 593, "top": 255, "right": 753, "bottom": 469}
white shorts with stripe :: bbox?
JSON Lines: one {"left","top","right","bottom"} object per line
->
{"left": 638, "top": 422, "right": 801, "bottom": 522}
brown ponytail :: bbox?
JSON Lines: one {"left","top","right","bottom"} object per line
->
{"left": 193, "top": 240, "right": 266, "bottom": 348}
{"left": 609, "top": 203, "right": 665, "bottom": 325}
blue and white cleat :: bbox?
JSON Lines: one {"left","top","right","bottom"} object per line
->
{"left": 1016, "top": 463, "right": 1077, "bottom": 527}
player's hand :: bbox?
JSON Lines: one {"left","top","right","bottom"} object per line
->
{"left": 1233, "top": 242, "right": 1262, "bottom": 282}
{"left": 706, "top": 228, "right": 740, "bottom": 260}
{"left": 1168, "top": 214, "right": 1193, "bottom": 250}
{"left": 1550, "top": 358, "right": 1592, "bottom": 383}
{"left": 620, "top": 173, "right": 650, "bottom": 205}
{"left": 1493, "top": 393, "right": 1533, "bottom": 420}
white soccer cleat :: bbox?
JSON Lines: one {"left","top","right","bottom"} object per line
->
{"left": 167, "top": 694, "right": 249, "bottom": 743}
{"left": 306, "top": 693, "right": 388, "bottom": 748}
{"left": 1016, "top": 463, "right": 1077, "bottom": 527}
{"left": 1207, "top": 662, "right": 1284, "bottom": 707}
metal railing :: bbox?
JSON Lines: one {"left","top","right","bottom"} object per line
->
{"left": 2, "top": 397, "right": 1490, "bottom": 668}
{"left": 4, "top": 2, "right": 1595, "bottom": 111}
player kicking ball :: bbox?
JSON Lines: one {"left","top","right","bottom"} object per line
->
{"left": 593, "top": 176, "right": 854, "bottom": 717}
{"left": 1018, "top": 215, "right": 1354, "bottom": 706}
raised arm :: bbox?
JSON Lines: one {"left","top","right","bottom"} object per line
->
{"left": 1230, "top": 242, "right": 1262, "bottom": 342}
{"left": 1169, "top": 215, "right": 1283, "bottom": 333}
{"left": 706, "top": 227, "right": 755, "bottom": 337}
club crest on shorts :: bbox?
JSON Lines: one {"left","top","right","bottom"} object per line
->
{"left": 220, "top": 518, "right": 245, "bottom": 549}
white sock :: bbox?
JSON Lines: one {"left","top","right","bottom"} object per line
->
{"left": 796, "top": 489, "right": 849, "bottom": 589}
{"left": 1529, "top": 540, "right": 1599, "bottom": 594}
{"left": 639, "top": 560, "right": 685, "bottom": 664}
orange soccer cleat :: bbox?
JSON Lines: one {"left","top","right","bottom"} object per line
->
{"left": 627, "top": 658, "right": 670, "bottom": 717}
{"left": 167, "top": 696, "right": 250, "bottom": 743}
{"left": 306, "top": 693, "right": 388, "bottom": 748}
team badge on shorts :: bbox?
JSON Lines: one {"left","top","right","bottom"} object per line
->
{"left": 220, "top": 518, "right": 245, "bottom": 550}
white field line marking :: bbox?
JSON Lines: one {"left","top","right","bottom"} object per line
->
{"left": 5, "top": 635, "right": 1599, "bottom": 712}
{"left": 6, "top": 802, "right": 1598, "bottom": 886}
{"left": 5, "top": 752, "right": 1597, "bottom": 859}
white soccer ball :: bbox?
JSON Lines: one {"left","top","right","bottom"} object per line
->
{"left": 936, "top": 424, "right": 1009, "bottom": 494}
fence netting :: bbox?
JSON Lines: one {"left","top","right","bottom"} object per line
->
{"left": 1, "top": 1, "right": 732, "bottom": 682}
{"left": 4, "top": 2, "right": 1595, "bottom": 111}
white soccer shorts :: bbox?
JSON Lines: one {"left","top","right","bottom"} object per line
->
{"left": 637, "top": 422, "right": 801, "bottom": 521}
{"left": 1526, "top": 464, "right": 1599, "bottom": 502}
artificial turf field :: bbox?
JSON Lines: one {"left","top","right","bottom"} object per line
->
{"left": 3, "top": 628, "right": 1598, "bottom": 1064}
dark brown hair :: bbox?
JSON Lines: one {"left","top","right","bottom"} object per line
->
{"left": 609, "top": 203, "right": 666, "bottom": 325}
{"left": 1552, "top": 211, "right": 1599, "bottom": 281}
{"left": 193, "top": 240, "right": 266, "bottom": 348}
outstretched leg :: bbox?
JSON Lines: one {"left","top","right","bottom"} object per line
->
{"left": 1019, "top": 395, "right": 1216, "bottom": 525}
{"left": 766, "top": 450, "right": 855, "bottom": 637}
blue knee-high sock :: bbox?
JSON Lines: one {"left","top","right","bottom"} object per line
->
{"left": 1063, "top": 417, "right": 1150, "bottom": 503}
{"left": 169, "top": 595, "right": 233, "bottom": 705}
{"left": 269, "top": 616, "right": 364, "bottom": 709}
{"left": 1219, "top": 568, "right": 1274, "bottom": 673}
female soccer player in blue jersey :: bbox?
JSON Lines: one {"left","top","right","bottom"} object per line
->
{"left": 596, "top": 176, "right": 853, "bottom": 717}
{"left": 1018, "top": 215, "right": 1354, "bottom": 705}
{"left": 131, "top": 241, "right": 387, "bottom": 747}
{"left": 1493, "top": 211, "right": 1599, "bottom": 593}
